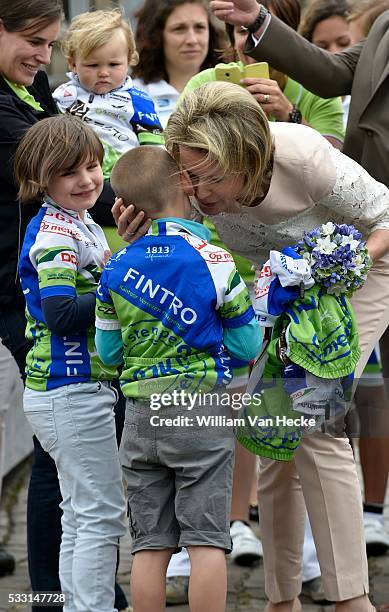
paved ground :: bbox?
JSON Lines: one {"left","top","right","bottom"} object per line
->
{"left": 0, "top": 456, "right": 388, "bottom": 611}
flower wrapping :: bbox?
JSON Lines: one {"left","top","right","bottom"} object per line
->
{"left": 294, "top": 222, "right": 371, "bottom": 296}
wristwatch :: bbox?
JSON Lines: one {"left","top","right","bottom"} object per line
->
{"left": 288, "top": 104, "right": 302, "bottom": 124}
{"left": 246, "top": 5, "right": 269, "bottom": 34}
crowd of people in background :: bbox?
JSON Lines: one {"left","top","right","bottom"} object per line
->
{"left": 0, "top": 0, "right": 389, "bottom": 611}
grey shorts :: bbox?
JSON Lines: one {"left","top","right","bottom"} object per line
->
{"left": 120, "top": 396, "right": 235, "bottom": 554}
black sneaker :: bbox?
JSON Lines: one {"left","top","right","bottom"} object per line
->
{"left": 0, "top": 545, "right": 15, "bottom": 577}
{"left": 364, "top": 518, "right": 389, "bottom": 557}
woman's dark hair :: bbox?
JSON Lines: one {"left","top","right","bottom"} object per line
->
{"left": 0, "top": 0, "right": 63, "bottom": 32}
{"left": 223, "top": 0, "right": 300, "bottom": 62}
{"left": 132, "top": 0, "right": 225, "bottom": 84}
{"left": 262, "top": 0, "right": 300, "bottom": 32}
{"left": 299, "top": 0, "right": 350, "bottom": 42}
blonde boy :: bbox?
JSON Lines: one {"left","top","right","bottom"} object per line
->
{"left": 53, "top": 10, "right": 163, "bottom": 179}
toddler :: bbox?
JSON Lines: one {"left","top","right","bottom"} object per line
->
{"left": 54, "top": 9, "right": 163, "bottom": 179}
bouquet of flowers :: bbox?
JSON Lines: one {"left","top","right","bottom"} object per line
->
{"left": 294, "top": 222, "right": 371, "bottom": 296}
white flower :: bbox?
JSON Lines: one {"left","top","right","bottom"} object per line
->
{"left": 352, "top": 258, "right": 368, "bottom": 277}
{"left": 321, "top": 222, "right": 335, "bottom": 235}
{"left": 340, "top": 235, "right": 360, "bottom": 251}
{"left": 315, "top": 235, "right": 337, "bottom": 254}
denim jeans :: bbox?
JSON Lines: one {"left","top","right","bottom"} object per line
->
{"left": 24, "top": 382, "right": 126, "bottom": 612}
{"left": 0, "top": 307, "right": 129, "bottom": 611}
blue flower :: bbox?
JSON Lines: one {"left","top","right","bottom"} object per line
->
{"left": 293, "top": 223, "right": 371, "bottom": 296}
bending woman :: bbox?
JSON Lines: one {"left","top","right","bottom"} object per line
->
{"left": 115, "top": 81, "right": 388, "bottom": 612}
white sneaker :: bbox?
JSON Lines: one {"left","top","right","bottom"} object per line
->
{"left": 364, "top": 518, "right": 389, "bottom": 556}
{"left": 230, "top": 520, "right": 263, "bottom": 566}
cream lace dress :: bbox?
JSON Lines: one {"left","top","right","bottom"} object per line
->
{"left": 211, "top": 122, "right": 389, "bottom": 267}
{"left": 210, "top": 122, "right": 389, "bottom": 372}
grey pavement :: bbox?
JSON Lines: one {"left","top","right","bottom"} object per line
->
{"left": 0, "top": 456, "right": 388, "bottom": 611}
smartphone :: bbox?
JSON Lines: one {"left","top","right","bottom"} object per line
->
{"left": 244, "top": 62, "right": 269, "bottom": 79}
{"left": 215, "top": 62, "right": 270, "bottom": 86}
{"left": 214, "top": 64, "right": 243, "bottom": 86}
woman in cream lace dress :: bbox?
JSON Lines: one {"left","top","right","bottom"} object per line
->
{"left": 116, "top": 81, "right": 388, "bottom": 612}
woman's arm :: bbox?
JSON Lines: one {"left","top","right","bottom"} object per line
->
{"left": 241, "top": 76, "right": 344, "bottom": 149}
{"left": 111, "top": 198, "right": 152, "bottom": 242}
{"left": 0, "top": 72, "right": 57, "bottom": 189}
{"left": 241, "top": 76, "right": 299, "bottom": 122}
{"left": 244, "top": 15, "right": 362, "bottom": 99}
{"left": 318, "top": 147, "right": 389, "bottom": 263}
{"left": 0, "top": 98, "right": 39, "bottom": 189}
{"left": 209, "top": 0, "right": 361, "bottom": 98}
{"left": 294, "top": 89, "right": 344, "bottom": 150}
{"left": 365, "top": 230, "right": 389, "bottom": 263}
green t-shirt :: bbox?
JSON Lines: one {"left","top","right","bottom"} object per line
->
{"left": 5, "top": 78, "right": 43, "bottom": 111}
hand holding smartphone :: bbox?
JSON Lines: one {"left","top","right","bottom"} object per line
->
{"left": 215, "top": 62, "right": 269, "bottom": 86}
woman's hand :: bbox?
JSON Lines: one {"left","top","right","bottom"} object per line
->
{"left": 111, "top": 197, "right": 152, "bottom": 243}
{"left": 240, "top": 77, "right": 293, "bottom": 121}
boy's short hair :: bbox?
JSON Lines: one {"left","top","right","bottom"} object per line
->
{"left": 62, "top": 9, "right": 138, "bottom": 66}
{"left": 14, "top": 114, "right": 104, "bottom": 203}
{"left": 110, "top": 146, "right": 181, "bottom": 215}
